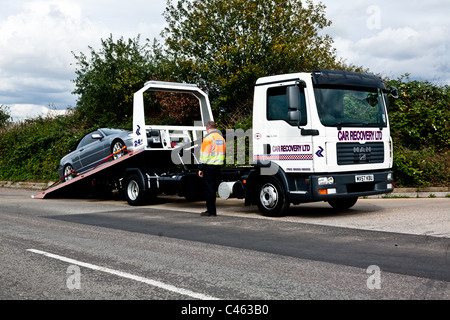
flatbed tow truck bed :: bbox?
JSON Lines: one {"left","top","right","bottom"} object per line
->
{"left": 32, "top": 149, "right": 143, "bottom": 199}
{"left": 32, "top": 148, "right": 182, "bottom": 200}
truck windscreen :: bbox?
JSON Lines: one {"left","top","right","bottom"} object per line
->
{"left": 313, "top": 86, "right": 387, "bottom": 128}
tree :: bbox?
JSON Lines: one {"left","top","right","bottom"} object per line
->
{"left": 72, "top": 35, "right": 165, "bottom": 127}
{"left": 0, "top": 105, "right": 11, "bottom": 128}
{"left": 386, "top": 74, "right": 450, "bottom": 152}
{"left": 385, "top": 74, "right": 450, "bottom": 187}
{"left": 162, "top": 0, "right": 339, "bottom": 124}
{"left": 153, "top": 91, "right": 201, "bottom": 125}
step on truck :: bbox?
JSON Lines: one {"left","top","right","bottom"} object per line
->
{"left": 34, "top": 69, "right": 398, "bottom": 217}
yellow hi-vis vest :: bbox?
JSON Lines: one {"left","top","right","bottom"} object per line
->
{"left": 200, "top": 131, "right": 225, "bottom": 165}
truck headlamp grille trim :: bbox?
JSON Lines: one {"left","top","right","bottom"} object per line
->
{"left": 318, "top": 177, "right": 334, "bottom": 185}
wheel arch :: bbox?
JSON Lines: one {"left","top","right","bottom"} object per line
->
{"left": 111, "top": 138, "right": 126, "bottom": 153}
{"left": 246, "top": 163, "right": 290, "bottom": 204}
{"left": 255, "top": 174, "right": 290, "bottom": 217}
{"left": 123, "top": 168, "right": 148, "bottom": 192}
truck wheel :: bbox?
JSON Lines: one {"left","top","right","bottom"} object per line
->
{"left": 124, "top": 174, "right": 146, "bottom": 206}
{"left": 257, "top": 177, "right": 290, "bottom": 217}
{"left": 328, "top": 197, "right": 358, "bottom": 210}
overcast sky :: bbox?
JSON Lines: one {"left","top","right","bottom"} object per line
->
{"left": 1, "top": 0, "right": 449, "bottom": 120}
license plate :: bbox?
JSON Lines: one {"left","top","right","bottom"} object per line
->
{"left": 355, "top": 175, "right": 374, "bottom": 183}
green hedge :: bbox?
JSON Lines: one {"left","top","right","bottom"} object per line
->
{"left": 386, "top": 75, "right": 449, "bottom": 187}
{"left": 0, "top": 112, "right": 90, "bottom": 181}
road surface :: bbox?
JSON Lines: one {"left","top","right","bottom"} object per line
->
{"left": 1, "top": 188, "right": 449, "bottom": 307}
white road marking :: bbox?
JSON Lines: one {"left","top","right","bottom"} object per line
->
{"left": 27, "top": 249, "right": 218, "bottom": 300}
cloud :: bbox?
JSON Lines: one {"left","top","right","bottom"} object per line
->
{"left": 0, "top": 0, "right": 167, "bottom": 119}
{"left": 0, "top": 0, "right": 108, "bottom": 107}
{"left": 9, "top": 104, "right": 67, "bottom": 121}
{"left": 334, "top": 25, "right": 449, "bottom": 82}
{"left": 356, "top": 26, "right": 446, "bottom": 61}
{"left": 1, "top": 0, "right": 449, "bottom": 123}
{"left": 319, "top": 0, "right": 450, "bottom": 84}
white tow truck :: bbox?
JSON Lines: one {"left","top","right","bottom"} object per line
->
{"left": 35, "top": 69, "right": 398, "bottom": 217}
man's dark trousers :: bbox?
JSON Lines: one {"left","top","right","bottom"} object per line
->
{"left": 202, "top": 165, "right": 221, "bottom": 215}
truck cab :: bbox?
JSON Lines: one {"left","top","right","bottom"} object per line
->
{"left": 250, "top": 69, "right": 395, "bottom": 215}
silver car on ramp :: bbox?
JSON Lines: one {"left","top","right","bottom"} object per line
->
{"left": 58, "top": 128, "right": 159, "bottom": 182}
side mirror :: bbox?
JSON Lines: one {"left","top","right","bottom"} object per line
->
{"left": 287, "top": 81, "right": 307, "bottom": 110}
{"left": 287, "top": 86, "right": 300, "bottom": 111}
{"left": 92, "top": 133, "right": 103, "bottom": 140}
{"left": 388, "top": 86, "right": 399, "bottom": 99}
{"left": 288, "top": 110, "right": 301, "bottom": 123}
{"left": 287, "top": 82, "right": 307, "bottom": 126}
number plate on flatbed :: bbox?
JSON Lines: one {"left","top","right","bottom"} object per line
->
{"left": 355, "top": 175, "right": 374, "bottom": 183}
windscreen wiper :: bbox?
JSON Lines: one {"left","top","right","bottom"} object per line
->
{"left": 335, "top": 122, "right": 365, "bottom": 130}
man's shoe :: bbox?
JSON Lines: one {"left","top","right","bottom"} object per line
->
{"left": 200, "top": 211, "right": 217, "bottom": 217}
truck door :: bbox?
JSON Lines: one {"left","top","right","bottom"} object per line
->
{"left": 254, "top": 82, "right": 314, "bottom": 174}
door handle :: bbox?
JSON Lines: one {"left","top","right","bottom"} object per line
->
{"left": 301, "top": 129, "right": 320, "bottom": 136}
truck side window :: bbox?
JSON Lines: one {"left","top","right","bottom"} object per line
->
{"left": 267, "top": 86, "right": 307, "bottom": 126}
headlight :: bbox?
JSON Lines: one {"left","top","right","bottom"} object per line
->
{"left": 318, "top": 177, "right": 334, "bottom": 185}
{"left": 387, "top": 173, "right": 393, "bottom": 181}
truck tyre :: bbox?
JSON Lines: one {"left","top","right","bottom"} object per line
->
{"left": 257, "top": 176, "right": 290, "bottom": 217}
{"left": 328, "top": 197, "right": 358, "bottom": 210}
{"left": 124, "top": 174, "right": 147, "bottom": 206}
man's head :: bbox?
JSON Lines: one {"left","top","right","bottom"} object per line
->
{"left": 206, "top": 121, "right": 216, "bottom": 132}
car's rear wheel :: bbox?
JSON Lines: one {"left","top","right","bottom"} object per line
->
{"left": 112, "top": 140, "right": 126, "bottom": 160}
{"left": 63, "top": 164, "right": 75, "bottom": 182}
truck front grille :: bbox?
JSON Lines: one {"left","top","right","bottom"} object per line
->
{"left": 337, "top": 142, "right": 384, "bottom": 165}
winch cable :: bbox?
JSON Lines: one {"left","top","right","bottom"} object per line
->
{"left": 93, "top": 145, "right": 128, "bottom": 170}
{"left": 45, "top": 169, "right": 80, "bottom": 190}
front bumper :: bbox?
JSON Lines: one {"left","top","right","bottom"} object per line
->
{"left": 310, "top": 170, "right": 394, "bottom": 201}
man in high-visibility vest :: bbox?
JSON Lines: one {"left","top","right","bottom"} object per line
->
{"left": 198, "top": 121, "right": 225, "bottom": 217}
